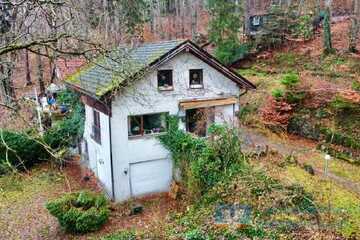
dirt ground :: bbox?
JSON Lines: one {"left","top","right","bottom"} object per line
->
{"left": 0, "top": 161, "right": 181, "bottom": 240}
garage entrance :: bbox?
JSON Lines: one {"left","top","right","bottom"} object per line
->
{"left": 129, "top": 158, "right": 172, "bottom": 197}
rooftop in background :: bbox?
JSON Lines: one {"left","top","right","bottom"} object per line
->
{"left": 56, "top": 58, "right": 86, "bottom": 80}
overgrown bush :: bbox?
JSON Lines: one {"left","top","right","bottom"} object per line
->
{"left": 352, "top": 81, "right": 360, "bottom": 92}
{"left": 287, "top": 116, "right": 321, "bottom": 140}
{"left": 281, "top": 72, "right": 299, "bottom": 87}
{"left": 158, "top": 117, "right": 247, "bottom": 196}
{"left": 43, "top": 90, "right": 84, "bottom": 149}
{"left": 0, "top": 129, "right": 50, "bottom": 174}
{"left": 46, "top": 191, "right": 110, "bottom": 234}
{"left": 330, "top": 96, "right": 359, "bottom": 112}
{"left": 214, "top": 41, "right": 252, "bottom": 65}
{"left": 292, "top": 15, "right": 314, "bottom": 40}
{"left": 320, "top": 128, "right": 360, "bottom": 150}
{"left": 272, "top": 88, "right": 285, "bottom": 100}
{"left": 273, "top": 72, "right": 305, "bottom": 104}
{"left": 184, "top": 229, "right": 208, "bottom": 240}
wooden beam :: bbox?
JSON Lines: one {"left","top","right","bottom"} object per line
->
{"left": 179, "top": 97, "right": 237, "bottom": 110}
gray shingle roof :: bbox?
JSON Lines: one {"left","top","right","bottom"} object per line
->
{"left": 67, "top": 39, "right": 186, "bottom": 98}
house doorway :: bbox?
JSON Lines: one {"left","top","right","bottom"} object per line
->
{"left": 186, "top": 108, "right": 215, "bottom": 137}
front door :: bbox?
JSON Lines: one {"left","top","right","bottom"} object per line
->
{"left": 95, "top": 150, "right": 106, "bottom": 186}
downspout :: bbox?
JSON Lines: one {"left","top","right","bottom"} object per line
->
{"left": 108, "top": 108, "right": 115, "bottom": 201}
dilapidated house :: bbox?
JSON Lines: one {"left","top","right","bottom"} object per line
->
{"left": 66, "top": 40, "right": 255, "bottom": 202}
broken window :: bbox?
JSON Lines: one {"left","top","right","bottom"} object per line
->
{"left": 186, "top": 108, "right": 215, "bottom": 137}
{"left": 92, "top": 110, "right": 101, "bottom": 144}
{"left": 128, "top": 113, "right": 168, "bottom": 137}
{"left": 158, "top": 70, "right": 173, "bottom": 90}
{"left": 189, "top": 69, "right": 203, "bottom": 88}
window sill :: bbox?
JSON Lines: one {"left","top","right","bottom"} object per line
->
{"left": 158, "top": 86, "right": 174, "bottom": 91}
{"left": 128, "top": 132, "right": 167, "bottom": 140}
{"left": 189, "top": 84, "right": 204, "bottom": 89}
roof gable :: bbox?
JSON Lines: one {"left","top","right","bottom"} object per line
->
{"left": 66, "top": 40, "right": 255, "bottom": 99}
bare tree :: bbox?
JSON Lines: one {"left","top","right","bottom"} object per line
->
{"left": 349, "top": 0, "right": 360, "bottom": 53}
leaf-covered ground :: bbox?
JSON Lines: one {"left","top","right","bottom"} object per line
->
{"left": 0, "top": 163, "right": 180, "bottom": 240}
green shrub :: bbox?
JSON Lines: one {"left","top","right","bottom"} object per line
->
{"left": 158, "top": 117, "right": 247, "bottom": 196}
{"left": 320, "top": 128, "right": 360, "bottom": 150}
{"left": 214, "top": 41, "right": 252, "bottom": 65}
{"left": 0, "top": 129, "right": 50, "bottom": 174}
{"left": 101, "top": 230, "right": 137, "bottom": 240}
{"left": 46, "top": 191, "right": 109, "bottom": 234}
{"left": 43, "top": 90, "right": 84, "bottom": 149}
{"left": 286, "top": 91, "right": 306, "bottom": 104}
{"left": 184, "top": 229, "right": 208, "bottom": 240}
{"left": 330, "top": 96, "right": 359, "bottom": 112}
{"left": 292, "top": 15, "right": 314, "bottom": 40}
{"left": 272, "top": 88, "right": 284, "bottom": 100}
{"left": 352, "top": 81, "right": 360, "bottom": 92}
{"left": 281, "top": 72, "right": 300, "bottom": 87}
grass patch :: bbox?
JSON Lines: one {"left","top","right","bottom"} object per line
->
{"left": 305, "top": 153, "right": 360, "bottom": 183}
{"left": 0, "top": 167, "right": 64, "bottom": 209}
{"left": 285, "top": 166, "right": 360, "bottom": 237}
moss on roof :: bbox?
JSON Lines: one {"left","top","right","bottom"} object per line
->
{"left": 65, "top": 40, "right": 186, "bottom": 98}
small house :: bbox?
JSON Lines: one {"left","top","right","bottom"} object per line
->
{"left": 66, "top": 40, "right": 255, "bottom": 202}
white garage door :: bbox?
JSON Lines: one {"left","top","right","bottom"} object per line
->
{"left": 130, "top": 159, "right": 172, "bottom": 197}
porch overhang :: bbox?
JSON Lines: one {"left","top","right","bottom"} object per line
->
{"left": 179, "top": 97, "right": 238, "bottom": 110}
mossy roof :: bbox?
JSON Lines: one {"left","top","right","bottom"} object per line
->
{"left": 66, "top": 39, "right": 186, "bottom": 98}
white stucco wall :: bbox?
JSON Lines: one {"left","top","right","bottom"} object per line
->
{"left": 83, "top": 105, "right": 113, "bottom": 198}
{"left": 110, "top": 52, "right": 241, "bottom": 201}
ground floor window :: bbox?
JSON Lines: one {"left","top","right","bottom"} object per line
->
{"left": 186, "top": 108, "right": 215, "bottom": 137}
{"left": 92, "top": 110, "right": 101, "bottom": 144}
{"left": 128, "top": 112, "right": 168, "bottom": 137}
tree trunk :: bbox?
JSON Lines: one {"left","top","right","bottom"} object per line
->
{"left": 349, "top": 0, "right": 360, "bottom": 52}
{"left": 244, "top": 0, "right": 250, "bottom": 36}
{"left": 323, "top": 1, "right": 333, "bottom": 54}
{"left": 36, "top": 49, "right": 45, "bottom": 95}
{"left": 25, "top": 49, "right": 32, "bottom": 86}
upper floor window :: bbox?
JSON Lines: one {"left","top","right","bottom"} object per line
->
{"left": 189, "top": 69, "right": 203, "bottom": 89}
{"left": 128, "top": 112, "right": 168, "bottom": 138}
{"left": 92, "top": 110, "right": 101, "bottom": 144}
{"left": 158, "top": 70, "right": 173, "bottom": 91}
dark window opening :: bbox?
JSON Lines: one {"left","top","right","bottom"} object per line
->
{"left": 186, "top": 108, "right": 214, "bottom": 137}
{"left": 128, "top": 113, "right": 168, "bottom": 137}
{"left": 92, "top": 110, "right": 101, "bottom": 144}
{"left": 189, "top": 69, "right": 203, "bottom": 88}
{"left": 161, "top": 0, "right": 176, "bottom": 15}
{"left": 158, "top": 70, "right": 173, "bottom": 90}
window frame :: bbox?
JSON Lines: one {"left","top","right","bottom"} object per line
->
{"left": 189, "top": 69, "right": 204, "bottom": 89}
{"left": 91, "top": 110, "right": 101, "bottom": 144}
{"left": 157, "top": 69, "right": 174, "bottom": 91}
{"left": 128, "top": 112, "right": 169, "bottom": 139}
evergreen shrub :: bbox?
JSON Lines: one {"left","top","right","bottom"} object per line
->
{"left": 46, "top": 191, "right": 110, "bottom": 234}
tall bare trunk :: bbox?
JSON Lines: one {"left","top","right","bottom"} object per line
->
{"left": 349, "top": 0, "right": 360, "bottom": 52}
{"left": 25, "top": 50, "right": 32, "bottom": 86}
{"left": 36, "top": 49, "right": 45, "bottom": 95}
{"left": 323, "top": 0, "right": 333, "bottom": 54}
